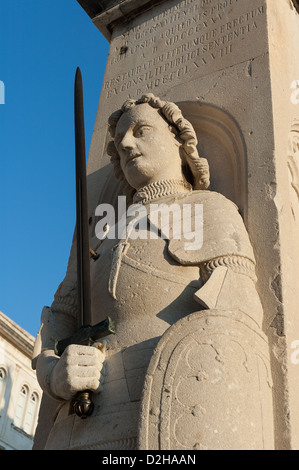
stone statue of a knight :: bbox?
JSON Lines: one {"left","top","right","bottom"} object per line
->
{"left": 33, "top": 94, "right": 274, "bottom": 450}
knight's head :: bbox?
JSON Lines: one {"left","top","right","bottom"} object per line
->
{"left": 107, "top": 93, "right": 210, "bottom": 193}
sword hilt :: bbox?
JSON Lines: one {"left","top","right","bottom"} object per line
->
{"left": 54, "top": 317, "right": 116, "bottom": 419}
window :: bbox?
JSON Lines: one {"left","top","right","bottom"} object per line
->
{"left": 23, "top": 393, "right": 39, "bottom": 435}
{"left": 14, "top": 386, "right": 28, "bottom": 428}
{"left": 0, "top": 368, "right": 7, "bottom": 410}
{"left": 14, "top": 386, "right": 40, "bottom": 435}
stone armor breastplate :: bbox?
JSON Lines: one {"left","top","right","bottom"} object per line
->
{"left": 44, "top": 188, "right": 260, "bottom": 450}
{"left": 45, "top": 223, "right": 200, "bottom": 450}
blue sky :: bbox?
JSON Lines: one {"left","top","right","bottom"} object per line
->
{"left": 0, "top": 1, "right": 109, "bottom": 336}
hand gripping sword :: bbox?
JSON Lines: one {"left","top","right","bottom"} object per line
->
{"left": 54, "top": 68, "right": 115, "bottom": 419}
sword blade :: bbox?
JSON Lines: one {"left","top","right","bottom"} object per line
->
{"left": 75, "top": 67, "right": 92, "bottom": 328}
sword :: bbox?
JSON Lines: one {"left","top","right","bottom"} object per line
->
{"left": 61, "top": 67, "right": 115, "bottom": 419}
{"left": 75, "top": 67, "right": 91, "bottom": 331}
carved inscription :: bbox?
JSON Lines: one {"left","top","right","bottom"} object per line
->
{"left": 104, "top": 0, "right": 266, "bottom": 99}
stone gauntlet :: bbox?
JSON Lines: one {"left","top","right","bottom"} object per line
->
{"left": 34, "top": 307, "right": 106, "bottom": 401}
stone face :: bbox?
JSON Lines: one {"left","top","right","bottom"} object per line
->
{"left": 34, "top": 0, "right": 299, "bottom": 450}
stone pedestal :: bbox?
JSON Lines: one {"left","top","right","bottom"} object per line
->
{"left": 74, "top": 0, "right": 299, "bottom": 450}
{"left": 34, "top": 0, "right": 299, "bottom": 450}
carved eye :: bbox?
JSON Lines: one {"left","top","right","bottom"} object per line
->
{"left": 134, "top": 126, "right": 152, "bottom": 138}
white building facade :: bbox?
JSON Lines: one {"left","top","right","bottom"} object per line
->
{"left": 0, "top": 311, "right": 41, "bottom": 450}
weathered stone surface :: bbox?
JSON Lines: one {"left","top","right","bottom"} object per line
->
{"left": 34, "top": 0, "right": 299, "bottom": 450}
{"left": 34, "top": 94, "right": 273, "bottom": 450}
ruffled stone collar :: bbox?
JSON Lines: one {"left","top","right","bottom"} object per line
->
{"left": 132, "top": 179, "right": 192, "bottom": 204}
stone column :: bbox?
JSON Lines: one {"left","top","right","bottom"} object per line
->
{"left": 71, "top": 0, "right": 299, "bottom": 450}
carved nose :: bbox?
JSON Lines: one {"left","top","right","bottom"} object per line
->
{"left": 119, "top": 132, "right": 135, "bottom": 152}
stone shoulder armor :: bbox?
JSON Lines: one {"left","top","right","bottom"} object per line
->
{"left": 157, "top": 190, "right": 255, "bottom": 266}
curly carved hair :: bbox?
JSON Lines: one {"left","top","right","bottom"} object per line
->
{"left": 107, "top": 93, "right": 210, "bottom": 194}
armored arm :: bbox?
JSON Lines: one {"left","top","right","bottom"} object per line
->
{"left": 166, "top": 191, "right": 264, "bottom": 326}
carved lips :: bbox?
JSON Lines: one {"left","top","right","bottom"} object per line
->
{"left": 126, "top": 152, "right": 142, "bottom": 165}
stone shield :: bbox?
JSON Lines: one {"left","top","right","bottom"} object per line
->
{"left": 138, "top": 309, "right": 274, "bottom": 450}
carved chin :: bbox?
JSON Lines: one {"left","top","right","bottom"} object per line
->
{"left": 125, "top": 158, "right": 155, "bottom": 179}
{"left": 124, "top": 158, "right": 144, "bottom": 179}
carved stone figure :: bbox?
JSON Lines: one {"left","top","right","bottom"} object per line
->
{"left": 34, "top": 94, "right": 274, "bottom": 450}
